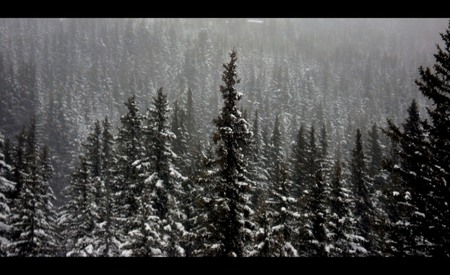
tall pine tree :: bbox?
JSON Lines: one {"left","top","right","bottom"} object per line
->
{"left": 0, "top": 131, "right": 15, "bottom": 256}
{"left": 7, "top": 119, "right": 58, "bottom": 256}
{"left": 197, "top": 50, "right": 254, "bottom": 257}
{"left": 350, "top": 128, "right": 373, "bottom": 255}
{"left": 415, "top": 21, "right": 450, "bottom": 256}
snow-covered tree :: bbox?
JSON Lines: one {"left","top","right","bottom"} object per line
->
{"left": 252, "top": 117, "right": 299, "bottom": 257}
{"left": 327, "top": 149, "right": 354, "bottom": 256}
{"left": 144, "top": 87, "right": 187, "bottom": 256}
{"left": 415, "top": 21, "right": 450, "bottom": 256}
{"left": 350, "top": 128, "right": 373, "bottom": 255}
{"left": 0, "top": 131, "right": 15, "bottom": 256}
{"left": 195, "top": 50, "right": 254, "bottom": 257}
{"left": 112, "top": 95, "right": 144, "bottom": 247}
{"left": 384, "top": 100, "right": 432, "bottom": 256}
{"left": 92, "top": 117, "right": 120, "bottom": 256}
{"left": 7, "top": 119, "right": 58, "bottom": 256}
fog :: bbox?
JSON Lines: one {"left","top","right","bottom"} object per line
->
{"left": 0, "top": 18, "right": 449, "bottom": 257}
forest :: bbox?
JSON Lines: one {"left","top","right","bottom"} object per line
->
{"left": 0, "top": 18, "right": 449, "bottom": 257}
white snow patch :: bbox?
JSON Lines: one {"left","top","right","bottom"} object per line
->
{"left": 144, "top": 172, "right": 158, "bottom": 184}
{"left": 415, "top": 211, "right": 426, "bottom": 218}
{"left": 292, "top": 212, "right": 301, "bottom": 218}
{"left": 121, "top": 249, "right": 133, "bottom": 257}
{"left": 405, "top": 191, "right": 412, "bottom": 200}
{"left": 393, "top": 191, "right": 399, "bottom": 197}
{"left": 169, "top": 166, "right": 188, "bottom": 181}
{"left": 287, "top": 197, "right": 297, "bottom": 203}
{"left": 85, "top": 244, "right": 94, "bottom": 255}
{"left": 156, "top": 180, "right": 164, "bottom": 188}
{"left": 272, "top": 224, "right": 284, "bottom": 232}
{"left": 210, "top": 244, "right": 221, "bottom": 250}
{"left": 247, "top": 19, "right": 264, "bottom": 24}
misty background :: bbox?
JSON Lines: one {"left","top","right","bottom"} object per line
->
{"left": 0, "top": 18, "right": 447, "bottom": 204}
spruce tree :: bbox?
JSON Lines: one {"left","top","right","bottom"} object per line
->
{"left": 198, "top": 50, "right": 254, "bottom": 257}
{"left": 254, "top": 116, "right": 299, "bottom": 257}
{"left": 0, "top": 132, "right": 15, "bottom": 256}
{"left": 350, "top": 128, "right": 373, "bottom": 255}
{"left": 145, "top": 87, "right": 186, "bottom": 256}
{"left": 7, "top": 119, "right": 58, "bottom": 256}
{"left": 93, "top": 116, "right": 120, "bottom": 256}
{"left": 367, "top": 123, "right": 382, "bottom": 179}
{"left": 327, "top": 149, "right": 354, "bottom": 256}
{"left": 291, "top": 124, "right": 307, "bottom": 199}
{"left": 415, "top": 21, "right": 450, "bottom": 256}
{"left": 112, "top": 95, "right": 144, "bottom": 247}
{"left": 62, "top": 155, "right": 96, "bottom": 256}
{"left": 248, "top": 110, "right": 269, "bottom": 209}
{"left": 384, "top": 100, "right": 431, "bottom": 256}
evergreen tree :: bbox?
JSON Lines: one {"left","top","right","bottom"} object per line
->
{"left": 185, "top": 88, "right": 196, "bottom": 138}
{"left": 62, "top": 155, "right": 96, "bottom": 256}
{"left": 0, "top": 132, "right": 15, "bottom": 256}
{"left": 197, "top": 50, "right": 254, "bottom": 257}
{"left": 291, "top": 124, "right": 307, "bottom": 198}
{"left": 170, "top": 100, "right": 189, "bottom": 175}
{"left": 120, "top": 176, "right": 162, "bottom": 257}
{"left": 327, "top": 149, "right": 354, "bottom": 256}
{"left": 415, "top": 21, "right": 450, "bottom": 256}
{"left": 309, "top": 164, "right": 327, "bottom": 256}
{"left": 253, "top": 117, "right": 299, "bottom": 257}
{"left": 61, "top": 120, "right": 105, "bottom": 256}
{"left": 367, "top": 123, "right": 382, "bottom": 178}
{"left": 112, "top": 95, "right": 144, "bottom": 247}
{"left": 144, "top": 87, "right": 186, "bottom": 256}
{"left": 384, "top": 100, "right": 431, "bottom": 256}
{"left": 296, "top": 125, "right": 323, "bottom": 256}
{"left": 267, "top": 115, "right": 285, "bottom": 185}
{"left": 248, "top": 110, "right": 269, "bottom": 208}
{"left": 350, "top": 128, "right": 373, "bottom": 255}
{"left": 93, "top": 117, "right": 120, "bottom": 256}
{"left": 7, "top": 119, "right": 58, "bottom": 256}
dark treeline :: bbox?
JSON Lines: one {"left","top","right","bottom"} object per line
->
{"left": 0, "top": 19, "right": 449, "bottom": 256}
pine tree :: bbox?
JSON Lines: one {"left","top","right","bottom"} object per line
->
{"left": 309, "top": 164, "right": 327, "bottom": 256}
{"left": 327, "top": 149, "right": 354, "bottom": 256}
{"left": 170, "top": 100, "right": 189, "bottom": 176}
{"left": 366, "top": 122, "right": 386, "bottom": 255}
{"left": 185, "top": 88, "right": 196, "bottom": 139}
{"left": 61, "top": 120, "right": 105, "bottom": 256}
{"left": 350, "top": 128, "right": 373, "bottom": 255}
{"left": 144, "top": 87, "right": 186, "bottom": 256}
{"left": 384, "top": 100, "right": 431, "bottom": 256}
{"left": 0, "top": 131, "right": 15, "bottom": 256}
{"left": 296, "top": 125, "right": 322, "bottom": 256}
{"left": 197, "top": 50, "right": 254, "bottom": 257}
{"left": 62, "top": 155, "right": 96, "bottom": 256}
{"left": 248, "top": 110, "right": 269, "bottom": 209}
{"left": 267, "top": 115, "right": 285, "bottom": 185}
{"left": 7, "top": 119, "right": 58, "bottom": 256}
{"left": 93, "top": 116, "right": 120, "bottom": 256}
{"left": 253, "top": 116, "right": 299, "bottom": 257}
{"left": 415, "top": 21, "right": 450, "bottom": 256}
{"left": 112, "top": 95, "right": 144, "bottom": 247}
{"left": 120, "top": 176, "right": 162, "bottom": 257}
{"left": 291, "top": 124, "right": 307, "bottom": 199}
{"left": 367, "top": 123, "right": 382, "bottom": 178}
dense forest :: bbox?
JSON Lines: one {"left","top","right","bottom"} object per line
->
{"left": 0, "top": 18, "right": 449, "bottom": 257}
